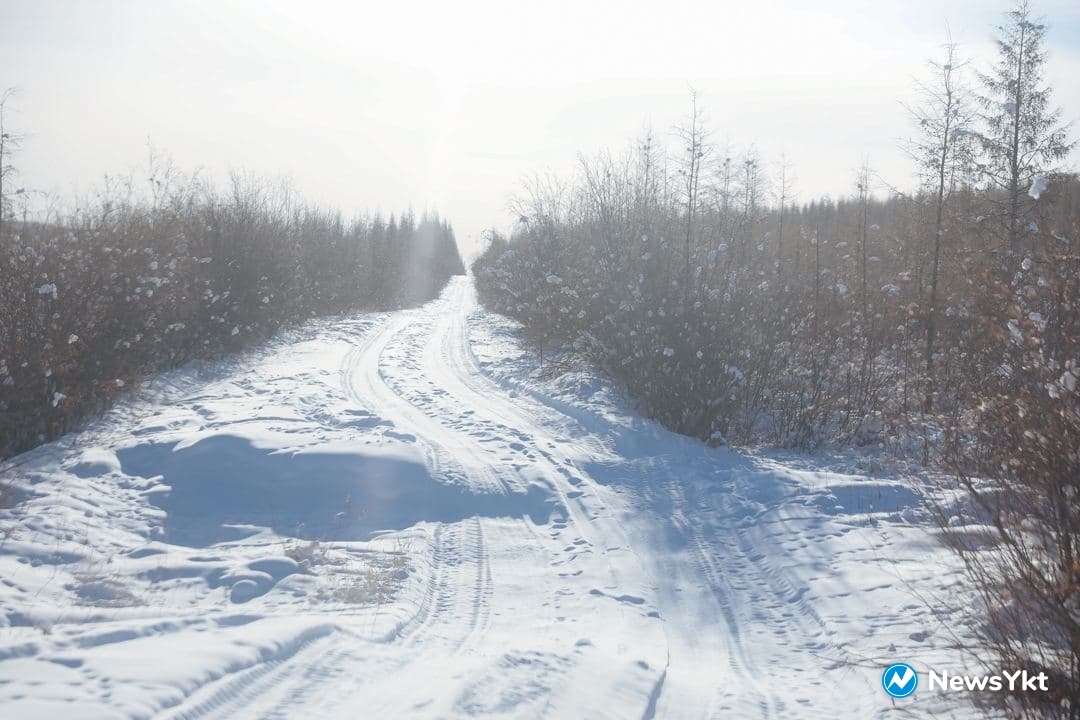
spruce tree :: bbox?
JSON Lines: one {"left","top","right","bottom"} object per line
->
{"left": 978, "top": 0, "right": 1074, "bottom": 250}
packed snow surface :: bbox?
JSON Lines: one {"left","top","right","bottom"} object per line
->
{"left": 0, "top": 277, "right": 978, "bottom": 718}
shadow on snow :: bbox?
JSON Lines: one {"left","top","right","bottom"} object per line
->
{"left": 118, "top": 434, "right": 555, "bottom": 547}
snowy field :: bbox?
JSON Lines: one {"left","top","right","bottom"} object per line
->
{"left": 0, "top": 277, "right": 982, "bottom": 718}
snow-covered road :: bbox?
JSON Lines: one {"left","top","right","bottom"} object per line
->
{"left": 0, "top": 277, "right": 975, "bottom": 719}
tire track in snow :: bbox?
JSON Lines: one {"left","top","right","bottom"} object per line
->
{"left": 157, "top": 310, "right": 501, "bottom": 719}
{"left": 328, "top": 282, "right": 668, "bottom": 717}
{"left": 383, "top": 281, "right": 672, "bottom": 716}
{"left": 338, "top": 310, "right": 495, "bottom": 660}
{"left": 390, "top": 519, "right": 492, "bottom": 653}
{"left": 619, "top": 471, "right": 763, "bottom": 719}
{"left": 154, "top": 625, "right": 340, "bottom": 720}
{"left": 438, "top": 279, "right": 847, "bottom": 718}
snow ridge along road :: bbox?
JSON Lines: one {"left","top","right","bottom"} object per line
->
{"left": 0, "top": 277, "right": 974, "bottom": 719}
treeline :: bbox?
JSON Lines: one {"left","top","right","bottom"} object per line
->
{"left": 474, "top": 155, "right": 1077, "bottom": 451}
{"left": 0, "top": 166, "right": 464, "bottom": 459}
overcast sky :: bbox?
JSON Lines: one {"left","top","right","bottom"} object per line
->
{"left": 2, "top": 0, "right": 1078, "bottom": 259}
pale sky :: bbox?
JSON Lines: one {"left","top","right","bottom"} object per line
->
{"left": 2, "top": 0, "right": 1078, "bottom": 259}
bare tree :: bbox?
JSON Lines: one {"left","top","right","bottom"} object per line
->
{"left": 905, "top": 41, "right": 976, "bottom": 411}
{"left": 774, "top": 154, "right": 796, "bottom": 279}
{"left": 854, "top": 162, "right": 872, "bottom": 320}
{"left": 738, "top": 150, "right": 761, "bottom": 268}
{"left": 674, "top": 90, "right": 711, "bottom": 294}
{"left": 0, "top": 88, "right": 24, "bottom": 237}
{"left": 634, "top": 127, "right": 660, "bottom": 232}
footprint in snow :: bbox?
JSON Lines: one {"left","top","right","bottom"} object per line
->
{"left": 589, "top": 588, "right": 646, "bottom": 605}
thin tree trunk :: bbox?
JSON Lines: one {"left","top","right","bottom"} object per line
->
{"left": 1008, "top": 20, "right": 1025, "bottom": 249}
{"left": 925, "top": 74, "right": 954, "bottom": 413}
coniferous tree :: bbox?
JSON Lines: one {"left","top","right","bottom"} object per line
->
{"left": 978, "top": 0, "right": 1074, "bottom": 250}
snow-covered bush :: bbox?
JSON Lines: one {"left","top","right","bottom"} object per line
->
{"left": 0, "top": 168, "right": 465, "bottom": 458}
{"left": 472, "top": 131, "right": 1078, "bottom": 462}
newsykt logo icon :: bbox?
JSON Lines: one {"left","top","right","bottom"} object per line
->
{"left": 882, "top": 663, "right": 919, "bottom": 698}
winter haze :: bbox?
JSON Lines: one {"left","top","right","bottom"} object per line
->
{"left": 2, "top": 1, "right": 1080, "bottom": 718}
{"left": 1, "top": 0, "right": 1078, "bottom": 257}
